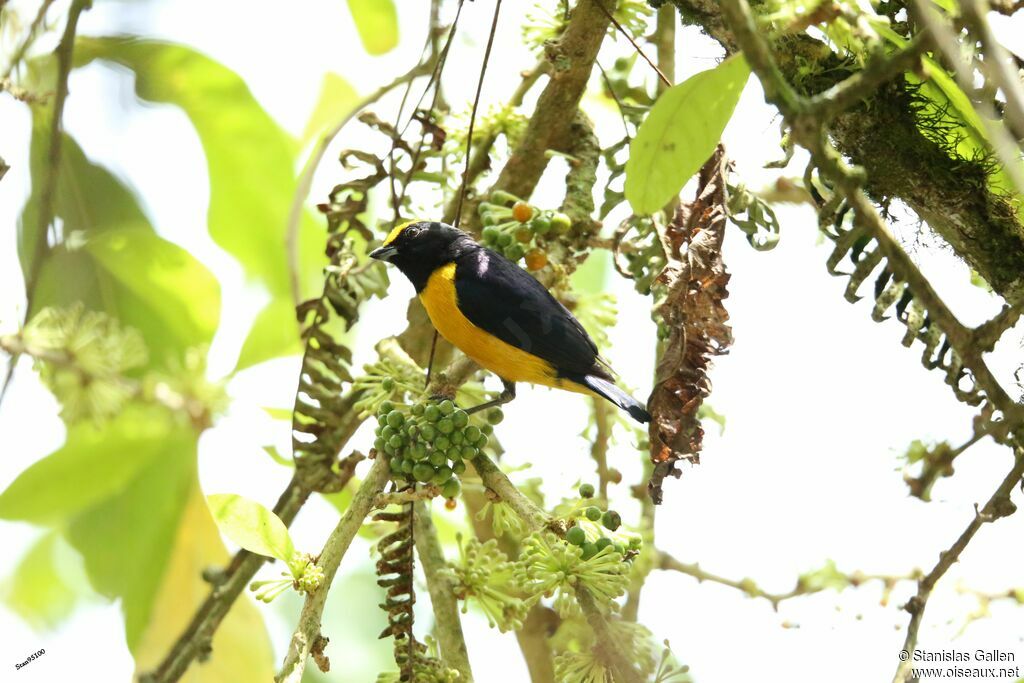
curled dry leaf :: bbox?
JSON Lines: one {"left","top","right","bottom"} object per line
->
{"left": 647, "top": 145, "right": 733, "bottom": 504}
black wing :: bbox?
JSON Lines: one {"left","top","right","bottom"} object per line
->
{"left": 453, "top": 248, "right": 608, "bottom": 378}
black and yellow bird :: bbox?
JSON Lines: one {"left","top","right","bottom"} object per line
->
{"left": 369, "top": 220, "right": 651, "bottom": 423}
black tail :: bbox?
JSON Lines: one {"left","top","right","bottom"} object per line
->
{"left": 578, "top": 374, "right": 651, "bottom": 424}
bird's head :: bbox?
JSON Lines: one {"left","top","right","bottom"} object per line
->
{"left": 369, "top": 220, "right": 475, "bottom": 290}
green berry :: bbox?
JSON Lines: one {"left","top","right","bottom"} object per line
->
{"left": 450, "top": 431, "right": 465, "bottom": 445}
{"left": 411, "top": 403, "right": 425, "bottom": 417}
{"left": 464, "top": 425, "right": 481, "bottom": 443}
{"left": 482, "top": 226, "right": 500, "bottom": 242}
{"left": 452, "top": 460, "right": 467, "bottom": 475}
{"left": 446, "top": 446, "right": 463, "bottom": 461}
{"left": 401, "top": 459, "right": 415, "bottom": 474}
{"left": 379, "top": 400, "right": 395, "bottom": 415}
{"left": 486, "top": 409, "right": 504, "bottom": 425}
{"left": 602, "top": 510, "right": 622, "bottom": 531}
{"left": 388, "top": 434, "right": 404, "bottom": 450}
{"left": 413, "top": 463, "right": 435, "bottom": 483}
{"left": 437, "top": 418, "right": 454, "bottom": 434}
{"left": 432, "top": 466, "right": 453, "bottom": 484}
{"left": 374, "top": 437, "right": 386, "bottom": 452}
{"left": 475, "top": 433, "right": 489, "bottom": 449}
{"left": 490, "top": 190, "right": 519, "bottom": 205}
{"left": 386, "top": 411, "right": 405, "bottom": 428}
{"left": 381, "top": 425, "right": 396, "bottom": 440}
{"left": 581, "top": 542, "right": 599, "bottom": 560}
{"left": 566, "top": 526, "right": 587, "bottom": 546}
{"left": 429, "top": 451, "right": 447, "bottom": 467}
{"left": 407, "top": 424, "right": 420, "bottom": 440}
{"left": 383, "top": 442, "right": 397, "bottom": 456}
{"left": 460, "top": 445, "right": 477, "bottom": 460}
{"left": 505, "top": 244, "right": 525, "bottom": 261}
{"left": 434, "top": 435, "right": 451, "bottom": 451}
{"left": 409, "top": 443, "right": 427, "bottom": 460}
{"left": 579, "top": 483, "right": 595, "bottom": 498}
{"left": 496, "top": 232, "right": 513, "bottom": 247}
{"left": 389, "top": 458, "right": 404, "bottom": 474}
{"left": 381, "top": 377, "right": 395, "bottom": 391}
{"left": 595, "top": 537, "right": 613, "bottom": 551}
{"left": 551, "top": 212, "right": 572, "bottom": 233}
{"left": 452, "top": 410, "right": 469, "bottom": 429}
{"left": 481, "top": 424, "right": 494, "bottom": 435}
{"left": 420, "top": 425, "right": 437, "bottom": 442}
{"left": 614, "top": 542, "right": 628, "bottom": 556}
{"left": 424, "top": 405, "right": 442, "bottom": 422}
{"left": 585, "top": 506, "right": 602, "bottom": 522}
{"left": 532, "top": 214, "right": 551, "bottom": 235}
{"left": 439, "top": 400, "right": 456, "bottom": 416}
{"left": 442, "top": 478, "right": 462, "bottom": 499}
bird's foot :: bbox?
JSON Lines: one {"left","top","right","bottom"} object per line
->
{"left": 465, "top": 380, "right": 516, "bottom": 415}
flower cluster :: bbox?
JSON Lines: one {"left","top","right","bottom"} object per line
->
{"left": 444, "top": 537, "right": 528, "bottom": 632}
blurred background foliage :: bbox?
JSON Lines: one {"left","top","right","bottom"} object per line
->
{"left": 0, "top": 1, "right": 403, "bottom": 678}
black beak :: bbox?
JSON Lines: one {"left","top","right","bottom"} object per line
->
{"left": 369, "top": 245, "right": 398, "bottom": 262}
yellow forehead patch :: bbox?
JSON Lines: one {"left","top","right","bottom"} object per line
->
{"left": 383, "top": 220, "right": 416, "bottom": 246}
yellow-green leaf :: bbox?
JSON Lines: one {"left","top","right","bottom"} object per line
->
{"left": 0, "top": 406, "right": 179, "bottom": 525}
{"left": 132, "top": 483, "right": 274, "bottom": 681}
{"left": 347, "top": 0, "right": 399, "bottom": 55}
{"left": 66, "top": 426, "right": 196, "bottom": 650}
{"left": 206, "top": 493, "right": 295, "bottom": 563}
{"left": 1, "top": 532, "right": 90, "bottom": 630}
{"left": 625, "top": 55, "right": 750, "bottom": 215}
{"left": 301, "top": 72, "right": 359, "bottom": 149}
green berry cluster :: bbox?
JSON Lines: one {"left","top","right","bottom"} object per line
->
{"left": 478, "top": 191, "right": 571, "bottom": 270}
{"left": 566, "top": 483, "right": 642, "bottom": 560}
{"left": 374, "top": 399, "right": 500, "bottom": 499}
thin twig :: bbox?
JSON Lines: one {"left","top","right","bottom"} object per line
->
{"left": 2, "top": 0, "right": 90, "bottom": 412}
{"left": 1, "top": 0, "right": 57, "bottom": 80}
{"left": 452, "top": 0, "right": 502, "bottom": 229}
{"left": 592, "top": 0, "right": 670, "bottom": 87}
{"left": 275, "top": 456, "right": 390, "bottom": 683}
{"left": 893, "top": 448, "right": 1024, "bottom": 683}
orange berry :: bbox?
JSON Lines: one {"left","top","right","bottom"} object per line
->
{"left": 525, "top": 248, "right": 548, "bottom": 271}
{"left": 515, "top": 227, "right": 533, "bottom": 243}
{"left": 444, "top": 498, "right": 457, "bottom": 511}
{"left": 512, "top": 201, "right": 534, "bottom": 222}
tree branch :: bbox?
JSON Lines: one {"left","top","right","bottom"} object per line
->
{"left": 893, "top": 447, "right": 1024, "bottom": 683}
{"left": 276, "top": 455, "right": 390, "bottom": 683}
{"left": 413, "top": 502, "right": 474, "bottom": 681}
{"left": 490, "top": 0, "right": 614, "bottom": 202}
{"left": 143, "top": 454, "right": 363, "bottom": 683}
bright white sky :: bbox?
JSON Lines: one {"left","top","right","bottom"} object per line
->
{"left": 1, "top": 1, "right": 1023, "bottom": 682}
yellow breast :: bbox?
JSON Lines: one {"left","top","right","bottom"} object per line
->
{"left": 419, "top": 262, "right": 585, "bottom": 393}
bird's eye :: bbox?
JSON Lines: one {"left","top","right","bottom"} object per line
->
{"left": 405, "top": 226, "right": 422, "bottom": 238}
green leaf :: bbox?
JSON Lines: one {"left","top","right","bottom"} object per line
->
{"left": 75, "top": 37, "right": 325, "bottom": 296}
{"left": 261, "top": 445, "right": 294, "bottom": 468}
{"left": 301, "top": 72, "right": 359, "bottom": 149}
{"left": 32, "top": 228, "right": 220, "bottom": 366}
{"left": 19, "top": 127, "right": 220, "bottom": 367}
{"left": 0, "top": 406, "right": 176, "bottom": 525}
{"left": 1, "top": 532, "right": 89, "bottom": 630}
{"left": 625, "top": 55, "right": 750, "bottom": 215}
{"left": 206, "top": 494, "right": 295, "bottom": 563}
{"left": 75, "top": 37, "right": 329, "bottom": 365}
{"left": 235, "top": 298, "right": 302, "bottom": 370}
{"left": 347, "top": 0, "right": 399, "bottom": 55}
{"left": 132, "top": 483, "right": 275, "bottom": 680}
{"left": 65, "top": 425, "right": 196, "bottom": 650}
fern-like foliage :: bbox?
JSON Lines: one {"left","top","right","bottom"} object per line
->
{"left": 374, "top": 504, "right": 422, "bottom": 681}
{"left": 820, "top": 198, "right": 983, "bottom": 406}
